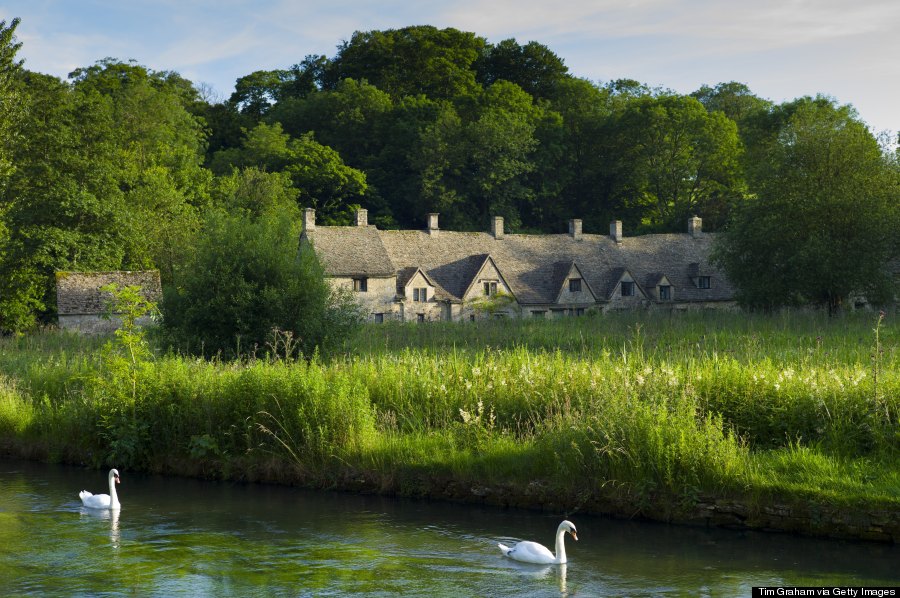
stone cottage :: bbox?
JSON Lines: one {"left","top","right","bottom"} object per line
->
{"left": 300, "top": 209, "right": 735, "bottom": 322}
{"left": 56, "top": 270, "right": 162, "bottom": 334}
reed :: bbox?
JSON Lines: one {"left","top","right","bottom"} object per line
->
{"left": 0, "top": 310, "right": 896, "bottom": 517}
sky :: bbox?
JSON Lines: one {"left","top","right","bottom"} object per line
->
{"left": 1, "top": 0, "right": 898, "bottom": 137}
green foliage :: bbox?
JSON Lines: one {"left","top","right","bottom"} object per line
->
{"left": 714, "top": 97, "right": 900, "bottom": 311}
{"left": 0, "top": 17, "right": 23, "bottom": 181}
{"left": 323, "top": 26, "right": 485, "bottom": 100}
{"left": 161, "top": 209, "right": 364, "bottom": 358}
{"left": 210, "top": 123, "right": 367, "bottom": 223}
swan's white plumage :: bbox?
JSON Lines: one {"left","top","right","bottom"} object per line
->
{"left": 499, "top": 520, "right": 577, "bottom": 564}
{"left": 79, "top": 468, "right": 121, "bottom": 509}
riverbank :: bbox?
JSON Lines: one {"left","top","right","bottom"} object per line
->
{"left": 1, "top": 312, "right": 897, "bottom": 542}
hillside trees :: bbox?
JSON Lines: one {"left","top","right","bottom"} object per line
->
{"left": 713, "top": 97, "right": 900, "bottom": 311}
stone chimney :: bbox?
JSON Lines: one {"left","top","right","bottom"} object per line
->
{"left": 610, "top": 220, "right": 623, "bottom": 244}
{"left": 491, "top": 216, "right": 504, "bottom": 239}
{"left": 427, "top": 213, "right": 439, "bottom": 235}
{"left": 302, "top": 208, "right": 316, "bottom": 232}
{"left": 688, "top": 215, "right": 702, "bottom": 238}
{"left": 568, "top": 219, "right": 583, "bottom": 240}
{"left": 355, "top": 208, "right": 368, "bottom": 227}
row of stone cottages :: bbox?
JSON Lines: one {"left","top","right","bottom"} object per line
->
{"left": 55, "top": 210, "right": 734, "bottom": 332}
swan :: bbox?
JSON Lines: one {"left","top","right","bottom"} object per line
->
{"left": 79, "top": 468, "right": 121, "bottom": 509}
{"left": 498, "top": 520, "right": 578, "bottom": 564}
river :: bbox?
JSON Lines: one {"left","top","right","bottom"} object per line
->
{"left": 1, "top": 460, "right": 897, "bottom": 596}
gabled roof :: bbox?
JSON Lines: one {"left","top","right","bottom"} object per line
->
{"left": 603, "top": 267, "right": 648, "bottom": 300}
{"left": 396, "top": 266, "right": 454, "bottom": 300}
{"left": 551, "top": 261, "right": 597, "bottom": 304}
{"left": 459, "top": 254, "right": 516, "bottom": 302}
{"left": 309, "top": 225, "right": 735, "bottom": 304}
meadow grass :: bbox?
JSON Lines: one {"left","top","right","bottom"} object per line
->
{"left": 0, "top": 310, "right": 897, "bottom": 528}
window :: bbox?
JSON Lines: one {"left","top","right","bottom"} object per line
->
{"left": 483, "top": 281, "right": 498, "bottom": 296}
{"left": 574, "top": 308, "right": 585, "bottom": 316}
{"left": 621, "top": 281, "right": 635, "bottom": 297}
{"left": 413, "top": 287, "right": 428, "bottom": 302}
{"left": 374, "top": 313, "right": 384, "bottom": 323}
{"left": 698, "top": 276, "right": 711, "bottom": 289}
{"left": 659, "top": 285, "right": 671, "bottom": 300}
{"left": 532, "top": 310, "right": 546, "bottom": 318}
{"left": 352, "top": 277, "right": 368, "bottom": 292}
{"left": 469, "top": 314, "right": 476, "bottom": 322}
{"left": 417, "top": 313, "right": 425, "bottom": 323}
{"left": 551, "top": 308, "right": 566, "bottom": 318}
{"left": 569, "top": 278, "right": 582, "bottom": 293}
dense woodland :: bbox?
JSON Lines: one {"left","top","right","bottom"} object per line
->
{"left": 0, "top": 20, "right": 898, "bottom": 337}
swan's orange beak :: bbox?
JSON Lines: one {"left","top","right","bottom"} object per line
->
{"left": 570, "top": 530, "right": 578, "bottom": 541}
{"left": 115, "top": 476, "right": 120, "bottom": 484}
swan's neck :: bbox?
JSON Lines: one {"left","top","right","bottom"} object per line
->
{"left": 109, "top": 475, "right": 120, "bottom": 509}
{"left": 554, "top": 528, "right": 568, "bottom": 564}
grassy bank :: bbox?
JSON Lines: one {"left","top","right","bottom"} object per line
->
{"left": 1, "top": 311, "right": 897, "bottom": 539}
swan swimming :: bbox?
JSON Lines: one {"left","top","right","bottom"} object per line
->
{"left": 79, "top": 468, "right": 121, "bottom": 509}
{"left": 498, "top": 520, "right": 577, "bottom": 564}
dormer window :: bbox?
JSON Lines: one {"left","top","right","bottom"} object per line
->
{"left": 659, "top": 285, "right": 671, "bottom": 300}
{"left": 698, "top": 276, "right": 711, "bottom": 289}
{"left": 621, "top": 281, "right": 635, "bottom": 297}
{"left": 483, "top": 281, "right": 498, "bottom": 296}
{"left": 569, "top": 278, "right": 582, "bottom": 292}
{"left": 413, "top": 287, "right": 428, "bottom": 302}
{"left": 353, "top": 277, "right": 368, "bottom": 292}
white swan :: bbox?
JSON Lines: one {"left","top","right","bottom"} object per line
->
{"left": 79, "top": 468, "right": 121, "bottom": 509}
{"left": 498, "top": 520, "right": 578, "bottom": 564}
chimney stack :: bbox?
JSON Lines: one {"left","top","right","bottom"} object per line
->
{"left": 610, "top": 220, "right": 623, "bottom": 244}
{"left": 303, "top": 208, "right": 316, "bottom": 232}
{"left": 688, "top": 215, "right": 702, "bottom": 238}
{"left": 568, "top": 219, "right": 583, "bottom": 240}
{"left": 491, "top": 216, "right": 504, "bottom": 239}
{"left": 355, "top": 208, "right": 368, "bottom": 227}
{"left": 427, "top": 213, "right": 439, "bottom": 235}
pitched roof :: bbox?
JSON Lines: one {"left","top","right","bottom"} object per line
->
{"left": 303, "top": 226, "right": 394, "bottom": 276}
{"left": 307, "top": 225, "right": 735, "bottom": 304}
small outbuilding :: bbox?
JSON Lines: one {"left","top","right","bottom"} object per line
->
{"left": 55, "top": 270, "right": 161, "bottom": 334}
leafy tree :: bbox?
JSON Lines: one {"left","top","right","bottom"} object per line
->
{"left": 692, "top": 82, "right": 770, "bottom": 127}
{"left": 229, "top": 69, "right": 290, "bottom": 118}
{"left": 412, "top": 82, "right": 543, "bottom": 230}
{"left": 0, "top": 17, "right": 23, "bottom": 183}
{"left": 210, "top": 167, "right": 299, "bottom": 219}
{"left": 210, "top": 122, "right": 367, "bottom": 223}
{"left": 475, "top": 38, "right": 570, "bottom": 100}
{"left": 322, "top": 26, "right": 485, "bottom": 100}
{"left": 714, "top": 97, "right": 900, "bottom": 311}
{"left": 616, "top": 94, "right": 744, "bottom": 231}
{"left": 161, "top": 209, "right": 363, "bottom": 358}
{"left": 0, "top": 71, "right": 128, "bottom": 331}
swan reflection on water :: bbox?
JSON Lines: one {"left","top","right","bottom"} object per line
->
{"left": 80, "top": 506, "right": 120, "bottom": 548}
{"left": 504, "top": 561, "right": 569, "bottom": 595}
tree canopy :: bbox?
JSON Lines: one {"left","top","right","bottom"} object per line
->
{"left": 0, "top": 20, "right": 897, "bottom": 333}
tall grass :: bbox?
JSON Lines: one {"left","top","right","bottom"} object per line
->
{"left": 0, "top": 311, "right": 896, "bottom": 516}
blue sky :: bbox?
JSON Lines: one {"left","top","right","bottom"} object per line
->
{"left": 1, "top": 0, "right": 897, "bottom": 137}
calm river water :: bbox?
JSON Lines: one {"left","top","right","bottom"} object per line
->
{"left": 1, "top": 460, "right": 897, "bottom": 596}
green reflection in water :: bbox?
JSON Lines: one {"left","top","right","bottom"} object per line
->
{"left": 1, "top": 460, "right": 898, "bottom": 596}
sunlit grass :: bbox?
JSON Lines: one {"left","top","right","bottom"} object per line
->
{"left": 0, "top": 310, "right": 897, "bottom": 522}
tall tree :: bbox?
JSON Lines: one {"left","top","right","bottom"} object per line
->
{"left": 210, "top": 122, "right": 367, "bottom": 224}
{"left": 0, "top": 72, "right": 128, "bottom": 331}
{"left": 474, "top": 38, "right": 570, "bottom": 100}
{"left": 0, "top": 17, "right": 23, "bottom": 183}
{"left": 616, "top": 94, "right": 744, "bottom": 231}
{"left": 322, "top": 26, "right": 485, "bottom": 100}
{"left": 714, "top": 97, "right": 900, "bottom": 311}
